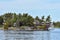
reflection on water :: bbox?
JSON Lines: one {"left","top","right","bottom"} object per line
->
{"left": 0, "top": 30, "right": 50, "bottom": 40}
{"left": 4, "top": 30, "right": 34, "bottom": 40}
{"left": 0, "top": 28, "right": 60, "bottom": 40}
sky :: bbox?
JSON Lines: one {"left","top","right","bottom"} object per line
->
{"left": 0, "top": 0, "right": 60, "bottom": 22}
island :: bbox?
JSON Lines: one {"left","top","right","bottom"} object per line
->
{"left": 0, "top": 13, "right": 56, "bottom": 30}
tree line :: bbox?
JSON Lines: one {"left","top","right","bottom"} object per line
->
{"left": 0, "top": 13, "right": 60, "bottom": 28}
{"left": 0, "top": 13, "right": 51, "bottom": 27}
{"left": 53, "top": 22, "right": 60, "bottom": 28}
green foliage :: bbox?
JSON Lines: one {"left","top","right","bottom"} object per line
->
{"left": 18, "top": 13, "right": 22, "bottom": 19}
{"left": 35, "top": 16, "right": 42, "bottom": 22}
{"left": 37, "top": 25, "right": 46, "bottom": 29}
{"left": 1, "top": 12, "right": 60, "bottom": 29}
{"left": 46, "top": 15, "right": 51, "bottom": 22}
{"left": 23, "top": 13, "right": 28, "bottom": 17}
{"left": 0, "top": 25, "right": 3, "bottom": 27}
{"left": 0, "top": 12, "right": 53, "bottom": 29}
{"left": 3, "top": 13, "right": 12, "bottom": 21}
{"left": 53, "top": 22, "right": 60, "bottom": 28}
{"left": 41, "top": 16, "right": 45, "bottom": 22}
{"left": 20, "top": 26, "right": 25, "bottom": 30}
{"left": 35, "top": 16, "right": 39, "bottom": 20}
{"left": 0, "top": 16, "right": 3, "bottom": 25}
{"left": 4, "top": 22, "right": 9, "bottom": 30}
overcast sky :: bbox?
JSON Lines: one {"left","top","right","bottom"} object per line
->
{"left": 0, "top": 0, "right": 60, "bottom": 22}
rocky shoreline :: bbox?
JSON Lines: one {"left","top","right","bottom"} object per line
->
{"left": 0, "top": 27, "right": 49, "bottom": 31}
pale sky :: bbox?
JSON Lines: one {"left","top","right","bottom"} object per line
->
{"left": 0, "top": 0, "right": 60, "bottom": 22}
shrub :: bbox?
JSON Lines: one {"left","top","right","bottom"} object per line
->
{"left": 4, "top": 22, "right": 9, "bottom": 30}
{"left": 20, "top": 26, "right": 25, "bottom": 30}
{"left": 37, "top": 25, "right": 46, "bottom": 29}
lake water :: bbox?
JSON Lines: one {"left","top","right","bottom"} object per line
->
{"left": 0, "top": 28, "right": 60, "bottom": 40}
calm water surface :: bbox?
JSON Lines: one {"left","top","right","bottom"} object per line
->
{"left": 0, "top": 28, "right": 60, "bottom": 40}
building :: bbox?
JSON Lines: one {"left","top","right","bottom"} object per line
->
{"left": 33, "top": 20, "right": 40, "bottom": 26}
